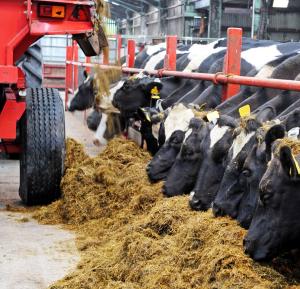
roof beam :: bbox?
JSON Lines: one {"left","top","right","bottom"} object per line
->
{"left": 110, "top": 7, "right": 127, "bottom": 19}
{"left": 106, "top": 0, "right": 142, "bottom": 14}
{"left": 132, "top": 0, "right": 159, "bottom": 7}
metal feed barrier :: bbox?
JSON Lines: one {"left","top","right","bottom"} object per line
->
{"left": 65, "top": 28, "right": 300, "bottom": 112}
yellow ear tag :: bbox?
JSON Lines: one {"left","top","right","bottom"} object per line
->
{"left": 239, "top": 104, "right": 251, "bottom": 118}
{"left": 207, "top": 111, "right": 220, "bottom": 124}
{"left": 291, "top": 154, "right": 300, "bottom": 176}
{"left": 151, "top": 86, "right": 160, "bottom": 99}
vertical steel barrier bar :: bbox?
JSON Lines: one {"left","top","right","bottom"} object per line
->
{"left": 72, "top": 40, "right": 79, "bottom": 92}
{"left": 65, "top": 46, "right": 72, "bottom": 111}
{"left": 165, "top": 35, "right": 177, "bottom": 71}
{"left": 85, "top": 57, "right": 91, "bottom": 74}
{"left": 117, "top": 34, "right": 122, "bottom": 64}
{"left": 222, "top": 27, "right": 243, "bottom": 101}
{"left": 127, "top": 39, "right": 136, "bottom": 68}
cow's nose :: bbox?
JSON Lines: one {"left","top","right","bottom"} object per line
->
{"left": 146, "top": 163, "right": 151, "bottom": 172}
{"left": 162, "top": 185, "right": 171, "bottom": 197}
{"left": 243, "top": 237, "right": 252, "bottom": 255}
{"left": 189, "top": 194, "right": 203, "bottom": 211}
{"left": 212, "top": 202, "right": 225, "bottom": 217}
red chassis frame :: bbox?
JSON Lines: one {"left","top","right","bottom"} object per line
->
{"left": 0, "top": 0, "right": 95, "bottom": 153}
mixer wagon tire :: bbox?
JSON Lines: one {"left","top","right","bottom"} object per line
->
{"left": 16, "top": 42, "right": 43, "bottom": 88}
{"left": 19, "top": 88, "right": 65, "bottom": 205}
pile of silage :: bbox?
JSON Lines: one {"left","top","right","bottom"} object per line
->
{"left": 34, "top": 138, "right": 299, "bottom": 289}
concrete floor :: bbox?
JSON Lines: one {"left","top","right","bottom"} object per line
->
{"left": 0, "top": 107, "right": 102, "bottom": 289}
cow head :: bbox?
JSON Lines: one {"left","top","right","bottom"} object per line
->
{"left": 146, "top": 130, "right": 185, "bottom": 182}
{"left": 283, "top": 108, "right": 300, "bottom": 133}
{"left": 87, "top": 108, "right": 102, "bottom": 131}
{"left": 68, "top": 71, "right": 95, "bottom": 112}
{"left": 212, "top": 118, "right": 260, "bottom": 219}
{"left": 237, "top": 124, "right": 285, "bottom": 228}
{"left": 93, "top": 111, "right": 125, "bottom": 146}
{"left": 112, "top": 75, "right": 163, "bottom": 118}
{"left": 146, "top": 104, "right": 198, "bottom": 181}
{"left": 189, "top": 115, "right": 238, "bottom": 211}
{"left": 162, "top": 118, "right": 209, "bottom": 197}
{"left": 244, "top": 142, "right": 300, "bottom": 261}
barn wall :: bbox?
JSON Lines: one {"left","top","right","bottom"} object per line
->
{"left": 122, "top": 1, "right": 300, "bottom": 42}
{"left": 221, "top": 11, "right": 300, "bottom": 41}
{"left": 124, "top": 0, "right": 198, "bottom": 39}
{"left": 146, "top": 6, "right": 161, "bottom": 36}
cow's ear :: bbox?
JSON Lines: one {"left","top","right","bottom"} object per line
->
{"left": 265, "top": 124, "right": 285, "bottom": 159}
{"left": 280, "top": 146, "right": 300, "bottom": 179}
{"left": 83, "top": 70, "right": 88, "bottom": 80}
{"left": 137, "top": 107, "right": 151, "bottom": 123}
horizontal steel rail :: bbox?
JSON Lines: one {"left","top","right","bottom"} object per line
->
{"left": 65, "top": 61, "right": 300, "bottom": 92}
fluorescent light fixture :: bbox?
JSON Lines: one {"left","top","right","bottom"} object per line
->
{"left": 104, "top": 0, "right": 120, "bottom": 6}
{"left": 273, "top": 0, "right": 289, "bottom": 8}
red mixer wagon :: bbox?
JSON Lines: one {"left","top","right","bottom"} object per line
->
{"left": 0, "top": 0, "right": 105, "bottom": 205}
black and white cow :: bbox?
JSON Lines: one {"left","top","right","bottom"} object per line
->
{"left": 190, "top": 117, "right": 260, "bottom": 211}
{"left": 69, "top": 39, "right": 300, "bottom": 154}
{"left": 188, "top": 115, "right": 238, "bottom": 210}
{"left": 68, "top": 71, "right": 95, "bottom": 112}
{"left": 244, "top": 140, "right": 300, "bottom": 261}
{"left": 162, "top": 117, "right": 210, "bottom": 197}
{"left": 146, "top": 103, "right": 201, "bottom": 181}
{"left": 225, "top": 52, "right": 300, "bottom": 118}
{"left": 210, "top": 108, "right": 300, "bottom": 229}
{"left": 211, "top": 121, "right": 285, "bottom": 227}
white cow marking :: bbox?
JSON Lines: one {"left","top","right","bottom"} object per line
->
{"left": 146, "top": 43, "right": 166, "bottom": 56}
{"left": 241, "top": 45, "right": 281, "bottom": 71}
{"left": 152, "top": 123, "right": 161, "bottom": 140}
{"left": 231, "top": 130, "right": 255, "bottom": 160}
{"left": 94, "top": 113, "right": 108, "bottom": 145}
{"left": 184, "top": 41, "right": 226, "bottom": 72}
{"left": 164, "top": 103, "right": 195, "bottom": 141}
{"left": 209, "top": 125, "right": 230, "bottom": 148}
{"left": 189, "top": 191, "right": 195, "bottom": 201}
{"left": 67, "top": 89, "right": 78, "bottom": 110}
{"left": 183, "top": 128, "right": 193, "bottom": 143}
{"left": 84, "top": 75, "right": 92, "bottom": 84}
{"left": 288, "top": 127, "right": 300, "bottom": 139}
{"left": 144, "top": 49, "right": 188, "bottom": 71}
{"left": 254, "top": 64, "right": 275, "bottom": 79}
{"left": 109, "top": 80, "right": 125, "bottom": 100}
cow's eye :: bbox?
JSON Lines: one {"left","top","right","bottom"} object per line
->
{"left": 260, "top": 193, "right": 272, "bottom": 205}
{"left": 172, "top": 137, "right": 181, "bottom": 144}
{"left": 186, "top": 148, "right": 194, "bottom": 155}
{"left": 242, "top": 169, "right": 252, "bottom": 178}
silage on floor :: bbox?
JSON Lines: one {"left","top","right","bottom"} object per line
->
{"left": 34, "top": 138, "right": 299, "bottom": 289}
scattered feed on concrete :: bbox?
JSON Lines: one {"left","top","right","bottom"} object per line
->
{"left": 17, "top": 217, "right": 29, "bottom": 223}
{"left": 33, "top": 138, "right": 300, "bottom": 289}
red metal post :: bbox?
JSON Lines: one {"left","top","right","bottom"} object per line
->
{"left": 165, "top": 35, "right": 177, "bottom": 71}
{"left": 222, "top": 27, "right": 243, "bottom": 102}
{"left": 85, "top": 57, "right": 91, "bottom": 74}
{"left": 72, "top": 40, "right": 79, "bottom": 92}
{"left": 127, "top": 39, "right": 136, "bottom": 68}
{"left": 65, "top": 46, "right": 73, "bottom": 111}
{"left": 117, "top": 34, "right": 122, "bottom": 63}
